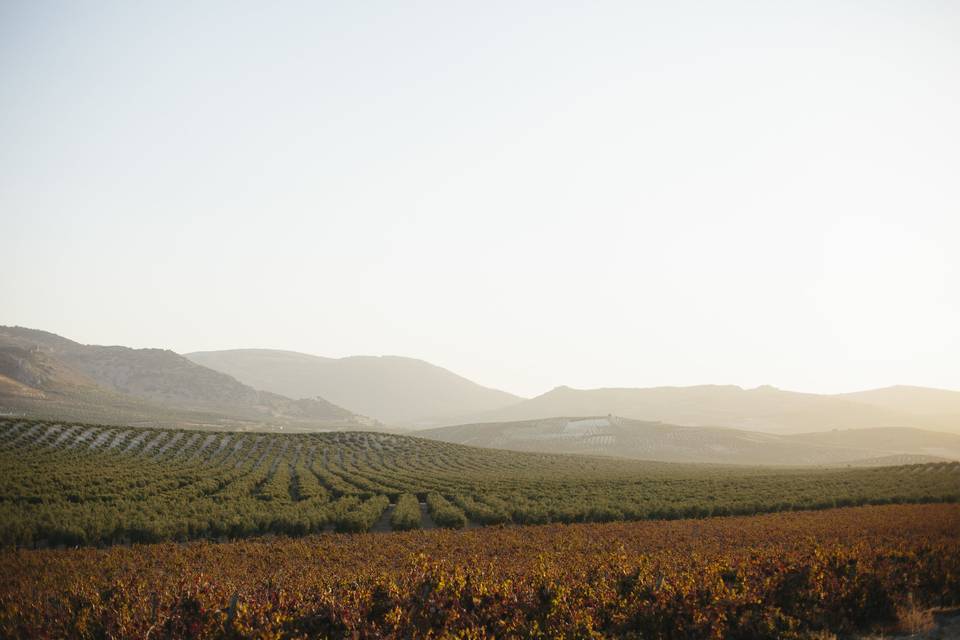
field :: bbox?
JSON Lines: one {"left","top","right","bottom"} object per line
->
{"left": 1, "top": 504, "right": 958, "bottom": 638}
{"left": 2, "top": 418, "right": 959, "bottom": 546}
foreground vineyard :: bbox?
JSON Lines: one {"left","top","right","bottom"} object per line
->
{"left": 2, "top": 418, "right": 960, "bottom": 546}
{"left": 1, "top": 504, "right": 958, "bottom": 639}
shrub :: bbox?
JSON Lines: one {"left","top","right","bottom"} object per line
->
{"left": 335, "top": 495, "right": 389, "bottom": 533}
{"left": 426, "top": 492, "right": 466, "bottom": 529}
{"left": 391, "top": 493, "right": 421, "bottom": 531}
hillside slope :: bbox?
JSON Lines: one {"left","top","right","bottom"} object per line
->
{"left": 3, "top": 417, "right": 958, "bottom": 545}
{"left": 460, "top": 384, "right": 960, "bottom": 435}
{"left": 418, "top": 416, "right": 960, "bottom": 465}
{"left": 186, "top": 348, "right": 522, "bottom": 424}
{"left": 839, "top": 385, "right": 960, "bottom": 417}
{"left": 0, "top": 327, "right": 365, "bottom": 430}
{"left": 784, "top": 427, "right": 960, "bottom": 460}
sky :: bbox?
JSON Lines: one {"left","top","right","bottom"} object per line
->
{"left": 2, "top": 1, "right": 959, "bottom": 398}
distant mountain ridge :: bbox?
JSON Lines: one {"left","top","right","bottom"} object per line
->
{"left": 456, "top": 384, "right": 960, "bottom": 435}
{"left": 0, "top": 326, "right": 366, "bottom": 430}
{"left": 185, "top": 348, "right": 522, "bottom": 424}
{"left": 5, "top": 325, "right": 959, "bottom": 440}
{"left": 839, "top": 385, "right": 960, "bottom": 417}
{"left": 419, "top": 416, "right": 960, "bottom": 465}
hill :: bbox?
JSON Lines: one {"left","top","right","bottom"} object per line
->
{"left": 2, "top": 417, "right": 958, "bottom": 546}
{"left": 418, "top": 416, "right": 960, "bottom": 465}
{"left": 185, "top": 348, "right": 522, "bottom": 424}
{"left": 784, "top": 426, "right": 960, "bottom": 460}
{"left": 839, "top": 385, "right": 960, "bottom": 417}
{"left": 0, "top": 326, "right": 366, "bottom": 430}
{"left": 458, "top": 384, "right": 960, "bottom": 434}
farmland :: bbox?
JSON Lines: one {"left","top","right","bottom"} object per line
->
{"left": 1, "top": 418, "right": 959, "bottom": 547}
{"left": 1, "top": 504, "right": 958, "bottom": 638}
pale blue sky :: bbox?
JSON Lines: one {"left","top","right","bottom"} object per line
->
{"left": 3, "top": 1, "right": 959, "bottom": 397}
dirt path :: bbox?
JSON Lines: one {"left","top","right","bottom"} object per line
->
{"left": 122, "top": 430, "right": 150, "bottom": 453}
{"left": 418, "top": 502, "right": 438, "bottom": 530}
{"left": 188, "top": 434, "right": 217, "bottom": 461}
{"left": 88, "top": 429, "right": 115, "bottom": 449}
{"left": 155, "top": 431, "right": 183, "bottom": 457}
{"left": 11, "top": 423, "right": 47, "bottom": 447}
{"left": 139, "top": 431, "right": 170, "bottom": 456}
{"left": 371, "top": 504, "right": 394, "bottom": 533}
{"left": 209, "top": 434, "right": 231, "bottom": 459}
{"left": 51, "top": 426, "right": 79, "bottom": 447}
{"left": 107, "top": 431, "right": 133, "bottom": 449}
{"left": 70, "top": 427, "right": 100, "bottom": 448}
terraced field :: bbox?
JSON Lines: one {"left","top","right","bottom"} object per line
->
{"left": 1, "top": 418, "right": 959, "bottom": 547}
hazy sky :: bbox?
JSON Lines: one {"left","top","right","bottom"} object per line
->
{"left": 3, "top": 1, "right": 959, "bottom": 398}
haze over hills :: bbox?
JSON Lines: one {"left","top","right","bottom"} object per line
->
{"left": 457, "top": 385, "right": 960, "bottom": 435}
{"left": 419, "top": 416, "right": 960, "bottom": 466}
{"left": 185, "top": 348, "right": 522, "bottom": 425}
{"left": 0, "top": 327, "right": 367, "bottom": 431}
{"left": 839, "top": 385, "right": 960, "bottom": 417}
{"left": 786, "top": 426, "right": 960, "bottom": 460}
{"left": 5, "top": 324, "right": 960, "bottom": 457}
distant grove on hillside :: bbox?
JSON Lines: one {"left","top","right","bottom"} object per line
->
{"left": 1, "top": 418, "right": 958, "bottom": 547}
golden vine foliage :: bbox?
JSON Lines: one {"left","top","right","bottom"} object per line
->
{"left": 1, "top": 504, "right": 958, "bottom": 639}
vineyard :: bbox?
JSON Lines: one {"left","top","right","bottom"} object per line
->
{"left": 1, "top": 504, "right": 958, "bottom": 638}
{"left": 1, "top": 418, "right": 959, "bottom": 547}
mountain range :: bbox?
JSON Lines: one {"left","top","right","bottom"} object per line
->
{"left": 184, "top": 350, "right": 960, "bottom": 434}
{"left": 455, "top": 384, "right": 960, "bottom": 435}
{"left": 4, "top": 326, "right": 960, "bottom": 459}
{"left": 0, "top": 326, "right": 367, "bottom": 431}
{"left": 185, "top": 348, "right": 521, "bottom": 424}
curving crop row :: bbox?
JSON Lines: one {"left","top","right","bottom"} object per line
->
{"left": 335, "top": 495, "right": 390, "bottom": 533}
{"left": 426, "top": 492, "right": 467, "bottom": 529}
{"left": 390, "top": 493, "right": 421, "bottom": 531}
{"left": 2, "top": 418, "right": 960, "bottom": 546}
